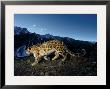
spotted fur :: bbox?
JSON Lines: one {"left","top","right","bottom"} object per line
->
{"left": 26, "top": 40, "right": 75, "bottom": 66}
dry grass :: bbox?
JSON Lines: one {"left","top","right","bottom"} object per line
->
{"left": 14, "top": 56, "right": 97, "bottom": 76}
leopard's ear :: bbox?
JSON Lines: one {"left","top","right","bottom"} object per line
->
{"left": 32, "top": 42, "right": 33, "bottom": 46}
{"left": 37, "top": 43, "right": 40, "bottom": 46}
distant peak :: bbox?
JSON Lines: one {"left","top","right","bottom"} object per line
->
{"left": 14, "top": 26, "right": 30, "bottom": 35}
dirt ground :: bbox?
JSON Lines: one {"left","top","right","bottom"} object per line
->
{"left": 14, "top": 55, "right": 97, "bottom": 76}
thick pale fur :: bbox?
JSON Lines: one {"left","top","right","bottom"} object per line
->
{"left": 26, "top": 40, "right": 75, "bottom": 66}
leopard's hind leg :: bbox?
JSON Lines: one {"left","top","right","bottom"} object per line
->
{"left": 44, "top": 56, "right": 49, "bottom": 60}
{"left": 52, "top": 51, "right": 59, "bottom": 60}
{"left": 59, "top": 53, "right": 67, "bottom": 61}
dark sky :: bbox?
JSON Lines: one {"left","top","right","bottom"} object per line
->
{"left": 14, "top": 14, "right": 97, "bottom": 41}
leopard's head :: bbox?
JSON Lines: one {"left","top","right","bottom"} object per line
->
{"left": 26, "top": 47, "right": 33, "bottom": 55}
{"left": 26, "top": 45, "right": 40, "bottom": 56}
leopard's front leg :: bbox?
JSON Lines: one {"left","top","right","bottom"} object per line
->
{"left": 31, "top": 58, "right": 38, "bottom": 66}
{"left": 31, "top": 56, "right": 42, "bottom": 66}
{"left": 31, "top": 51, "right": 42, "bottom": 66}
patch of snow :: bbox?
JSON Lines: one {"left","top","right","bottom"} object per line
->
{"left": 16, "top": 45, "right": 29, "bottom": 57}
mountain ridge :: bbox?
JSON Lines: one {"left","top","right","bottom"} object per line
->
{"left": 14, "top": 26, "right": 96, "bottom": 43}
{"left": 14, "top": 26, "right": 97, "bottom": 61}
{"left": 14, "top": 26, "right": 97, "bottom": 76}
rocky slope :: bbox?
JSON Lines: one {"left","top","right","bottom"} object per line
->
{"left": 14, "top": 26, "right": 97, "bottom": 76}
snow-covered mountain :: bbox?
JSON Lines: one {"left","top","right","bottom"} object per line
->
{"left": 14, "top": 26, "right": 97, "bottom": 61}
{"left": 41, "top": 34, "right": 55, "bottom": 39}
{"left": 14, "top": 26, "right": 30, "bottom": 35}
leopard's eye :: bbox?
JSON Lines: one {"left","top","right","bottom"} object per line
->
{"left": 29, "top": 47, "right": 31, "bottom": 50}
{"left": 37, "top": 53, "right": 39, "bottom": 55}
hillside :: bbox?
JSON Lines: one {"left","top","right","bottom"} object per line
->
{"left": 14, "top": 26, "right": 97, "bottom": 76}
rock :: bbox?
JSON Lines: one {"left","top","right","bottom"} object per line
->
{"left": 15, "top": 45, "right": 29, "bottom": 58}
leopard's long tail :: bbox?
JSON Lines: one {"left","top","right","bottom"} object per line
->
{"left": 74, "top": 49, "right": 86, "bottom": 57}
{"left": 65, "top": 45, "right": 86, "bottom": 57}
{"left": 64, "top": 45, "right": 75, "bottom": 57}
{"left": 67, "top": 49, "right": 75, "bottom": 57}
